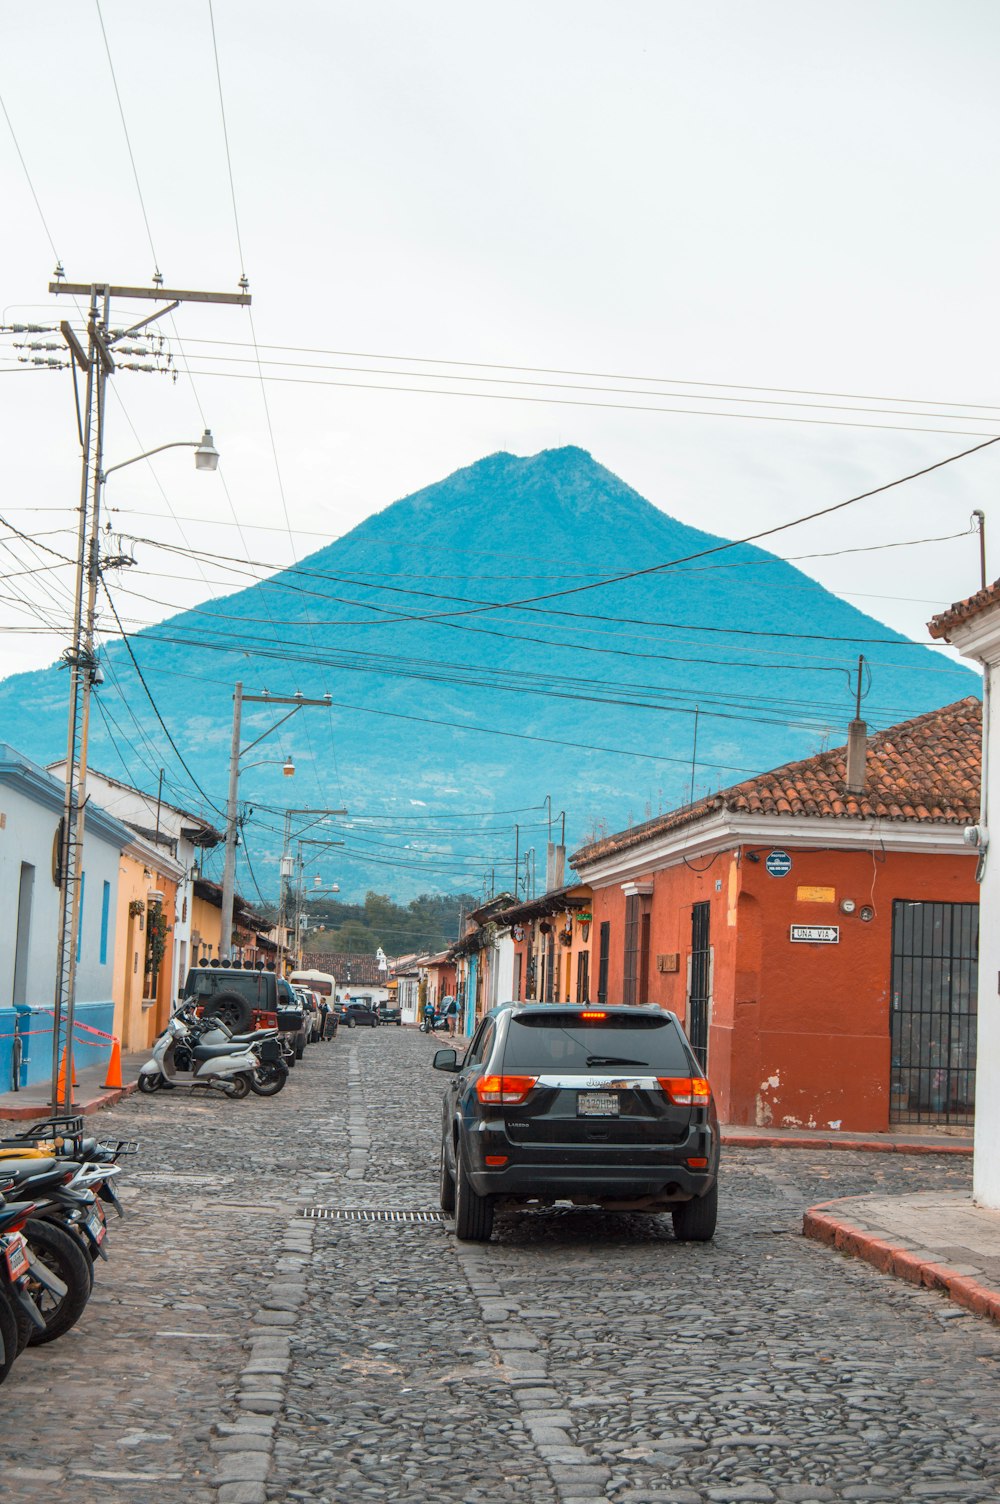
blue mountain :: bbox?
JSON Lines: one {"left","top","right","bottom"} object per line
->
{"left": 0, "top": 447, "right": 977, "bottom": 901}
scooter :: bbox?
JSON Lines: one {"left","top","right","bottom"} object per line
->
{"left": 138, "top": 1007, "right": 260, "bottom": 1098}
{"left": 181, "top": 1013, "right": 289, "bottom": 1098}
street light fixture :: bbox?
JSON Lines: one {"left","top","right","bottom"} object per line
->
{"left": 193, "top": 429, "right": 220, "bottom": 471}
{"left": 102, "top": 428, "right": 221, "bottom": 482}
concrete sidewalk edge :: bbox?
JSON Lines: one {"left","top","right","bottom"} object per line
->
{"left": 725, "top": 1132, "right": 972, "bottom": 1156}
{"left": 0, "top": 1081, "right": 139, "bottom": 1122}
{"left": 802, "top": 1202, "right": 1000, "bottom": 1326}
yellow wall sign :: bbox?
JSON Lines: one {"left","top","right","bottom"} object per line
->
{"left": 796, "top": 885, "right": 836, "bottom": 903}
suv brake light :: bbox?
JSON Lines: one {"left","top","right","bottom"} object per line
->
{"left": 476, "top": 1074, "right": 538, "bottom": 1105}
{"left": 657, "top": 1076, "right": 711, "bottom": 1106}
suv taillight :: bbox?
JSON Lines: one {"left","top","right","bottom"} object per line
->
{"left": 476, "top": 1074, "right": 538, "bottom": 1105}
{"left": 657, "top": 1076, "right": 711, "bottom": 1106}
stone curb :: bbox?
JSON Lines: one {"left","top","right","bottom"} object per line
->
{"left": 725, "top": 1132, "right": 971, "bottom": 1156}
{"left": 802, "top": 1202, "right": 1000, "bottom": 1325}
{"left": 0, "top": 1080, "right": 140, "bottom": 1121}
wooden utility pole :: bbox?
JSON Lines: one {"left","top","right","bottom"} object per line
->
{"left": 49, "top": 278, "right": 249, "bottom": 1110}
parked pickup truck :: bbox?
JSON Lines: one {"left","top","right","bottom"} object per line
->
{"left": 181, "top": 964, "right": 309, "bottom": 1061}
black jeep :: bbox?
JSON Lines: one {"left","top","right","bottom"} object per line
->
{"left": 181, "top": 964, "right": 309, "bottom": 1061}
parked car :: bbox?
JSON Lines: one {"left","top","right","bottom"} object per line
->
{"left": 181, "top": 964, "right": 308, "bottom": 1062}
{"left": 339, "top": 1001, "right": 380, "bottom": 1028}
{"left": 432, "top": 1003, "right": 719, "bottom": 1244}
{"left": 378, "top": 1004, "right": 402, "bottom": 1026}
{"left": 295, "top": 988, "right": 322, "bottom": 1044}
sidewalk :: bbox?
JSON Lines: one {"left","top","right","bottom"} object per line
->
{"left": 0, "top": 1050, "right": 143, "bottom": 1122}
{"left": 722, "top": 1122, "right": 973, "bottom": 1155}
{"left": 805, "top": 1190, "right": 1000, "bottom": 1326}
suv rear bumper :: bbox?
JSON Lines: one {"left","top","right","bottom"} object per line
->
{"left": 460, "top": 1126, "right": 718, "bottom": 1203}
{"left": 466, "top": 1159, "right": 714, "bottom": 1202}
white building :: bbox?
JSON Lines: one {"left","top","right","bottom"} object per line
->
{"left": 930, "top": 587, "right": 999, "bottom": 1207}
{"left": 48, "top": 764, "right": 222, "bottom": 1008}
{"left": 1, "top": 744, "right": 132, "bottom": 1087}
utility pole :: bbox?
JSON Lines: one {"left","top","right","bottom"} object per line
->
{"left": 49, "top": 277, "right": 249, "bottom": 1111}
{"left": 275, "top": 808, "right": 347, "bottom": 975}
{"left": 293, "top": 836, "right": 345, "bottom": 969}
{"left": 973, "top": 510, "right": 987, "bottom": 590}
{"left": 218, "top": 688, "right": 337, "bottom": 958}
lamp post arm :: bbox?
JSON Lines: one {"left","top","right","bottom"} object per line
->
{"left": 101, "top": 439, "right": 197, "bottom": 481}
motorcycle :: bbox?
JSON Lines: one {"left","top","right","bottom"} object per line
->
{"left": 420, "top": 1009, "right": 450, "bottom": 1034}
{"left": 138, "top": 1006, "right": 261, "bottom": 1097}
{"left": 0, "top": 1197, "right": 68, "bottom": 1379}
{"left": 0, "top": 1158, "right": 103, "bottom": 1343}
{"left": 184, "top": 1014, "right": 290, "bottom": 1098}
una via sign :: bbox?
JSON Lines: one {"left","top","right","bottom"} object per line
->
{"left": 790, "top": 924, "right": 840, "bottom": 944}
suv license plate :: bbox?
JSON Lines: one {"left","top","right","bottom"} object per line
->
{"left": 578, "top": 1091, "right": 620, "bottom": 1117}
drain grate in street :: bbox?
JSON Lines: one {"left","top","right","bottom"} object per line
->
{"left": 299, "top": 1207, "right": 446, "bottom": 1224}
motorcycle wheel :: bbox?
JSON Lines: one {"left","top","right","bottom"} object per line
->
{"left": 23, "top": 1218, "right": 92, "bottom": 1346}
{"left": 250, "top": 1062, "right": 288, "bottom": 1097}
{"left": 138, "top": 1073, "right": 161, "bottom": 1093}
{"left": 227, "top": 1072, "right": 252, "bottom": 1100}
{"left": 0, "top": 1287, "right": 18, "bottom": 1384}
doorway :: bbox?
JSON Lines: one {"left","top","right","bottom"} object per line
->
{"left": 688, "top": 901, "right": 711, "bottom": 1070}
{"left": 890, "top": 900, "right": 978, "bottom": 1125}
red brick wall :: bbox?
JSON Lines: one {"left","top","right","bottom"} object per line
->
{"left": 587, "top": 843, "right": 978, "bottom": 1131}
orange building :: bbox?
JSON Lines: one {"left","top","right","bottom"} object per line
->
{"left": 573, "top": 699, "right": 981, "bottom": 1134}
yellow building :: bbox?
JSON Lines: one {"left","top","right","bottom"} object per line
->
{"left": 113, "top": 836, "right": 183, "bottom": 1052}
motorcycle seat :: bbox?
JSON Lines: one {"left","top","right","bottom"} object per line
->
{"left": 191, "top": 1043, "right": 252, "bottom": 1060}
{"left": 0, "top": 1156, "right": 58, "bottom": 1182}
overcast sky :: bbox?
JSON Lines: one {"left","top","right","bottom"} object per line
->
{"left": 1, "top": 0, "right": 998, "bottom": 682}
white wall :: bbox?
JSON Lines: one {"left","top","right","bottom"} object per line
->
{"left": 0, "top": 763, "right": 125, "bottom": 1008}
{"left": 944, "top": 609, "right": 1000, "bottom": 1207}
{"left": 494, "top": 934, "right": 515, "bottom": 1006}
{"left": 975, "top": 668, "right": 1000, "bottom": 1206}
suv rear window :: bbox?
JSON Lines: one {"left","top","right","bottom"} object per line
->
{"left": 502, "top": 1010, "right": 692, "bottom": 1073}
{"left": 186, "top": 971, "right": 269, "bottom": 1006}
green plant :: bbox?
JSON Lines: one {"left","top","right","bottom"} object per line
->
{"left": 146, "top": 903, "right": 173, "bottom": 973}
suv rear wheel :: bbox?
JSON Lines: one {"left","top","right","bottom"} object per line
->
{"left": 454, "top": 1153, "right": 493, "bottom": 1242}
{"left": 671, "top": 1182, "right": 718, "bottom": 1242}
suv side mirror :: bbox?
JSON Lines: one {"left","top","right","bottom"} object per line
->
{"left": 432, "top": 1048, "right": 459, "bottom": 1073}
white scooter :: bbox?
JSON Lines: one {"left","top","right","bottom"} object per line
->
{"left": 138, "top": 1007, "right": 260, "bottom": 1098}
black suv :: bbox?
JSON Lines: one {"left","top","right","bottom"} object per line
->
{"left": 181, "top": 965, "right": 309, "bottom": 1061}
{"left": 432, "top": 1004, "right": 719, "bottom": 1244}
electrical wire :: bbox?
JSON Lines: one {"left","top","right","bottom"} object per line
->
{"left": 100, "top": 581, "right": 225, "bottom": 816}
{"left": 172, "top": 336, "right": 1000, "bottom": 418}
{"left": 174, "top": 363, "right": 997, "bottom": 438}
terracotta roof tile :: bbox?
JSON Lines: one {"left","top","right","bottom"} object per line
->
{"left": 929, "top": 579, "right": 1000, "bottom": 638}
{"left": 572, "top": 696, "right": 982, "bottom": 866}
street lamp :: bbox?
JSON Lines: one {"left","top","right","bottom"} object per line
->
{"left": 102, "top": 428, "right": 221, "bottom": 482}
{"left": 51, "top": 422, "right": 222, "bottom": 1111}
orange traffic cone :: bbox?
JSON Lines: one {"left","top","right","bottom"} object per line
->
{"left": 102, "top": 1036, "right": 123, "bottom": 1090}
{"left": 56, "top": 1045, "right": 77, "bottom": 1104}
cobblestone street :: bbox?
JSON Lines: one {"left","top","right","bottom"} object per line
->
{"left": 4, "top": 1028, "right": 998, "bottom": 1504}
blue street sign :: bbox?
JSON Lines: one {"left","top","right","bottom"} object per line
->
{"left": 765, "top": 849, "right": 793, "bottom": 877}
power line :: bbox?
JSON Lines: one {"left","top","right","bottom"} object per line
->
{"left": 169, "top": 335, "right": 1000, "bottom": 418}
{"left": 94, "top": 0, "right": 161, "bottom": 275}
{"left": 100, "top": 581, "right": 225, "bottom": 817}
{"left": 0, "top": 87, "right": 61, "bottom": 261}
{"left": 174, "top": 364, "right": 997, "bottom": 439}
